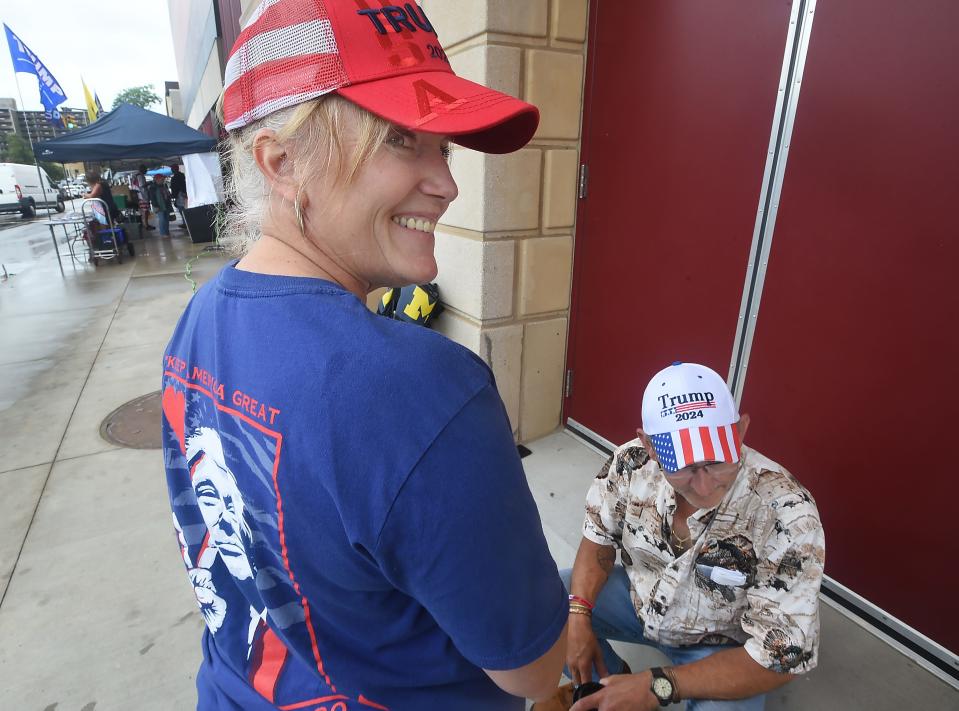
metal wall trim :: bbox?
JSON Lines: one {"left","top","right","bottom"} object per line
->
{"left": 566, "top": 418, "right": 616, "bottom": 456}
{"left": 727, "top": 0, "right": 816, "bottom": 403}
{"left": 821, "top": 577, "right": 959, "bottom": 687}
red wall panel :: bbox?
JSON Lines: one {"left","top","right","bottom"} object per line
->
{"left": 566, "top": 0, "right": 792, "bottom": 445}
{"left": 741, "top": 0, "right": 959, "bottom": 653}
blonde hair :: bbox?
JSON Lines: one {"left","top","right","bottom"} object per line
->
{"left": 217, "top": 94, "right": 391, "bottom": 254}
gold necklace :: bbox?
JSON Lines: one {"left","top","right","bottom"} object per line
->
{"left": 670, "top": 525, "right": 690, "bottom": 553}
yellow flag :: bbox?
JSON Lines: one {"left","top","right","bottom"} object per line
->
{"left": 82, "top": 78, "right": 98, "bottom": 122}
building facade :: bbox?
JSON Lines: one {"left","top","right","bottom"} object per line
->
{"left": 165, "top": 81, "right": 183, "bottom": 121}
{"left": 167, "top": 0, "right": 243, "bottom": 136}
{"left": 0, "top": 98, "right": 91, "bottom": 142}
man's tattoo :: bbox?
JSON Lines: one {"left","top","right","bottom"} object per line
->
{"left": 597, "top": 547, "right": 616, "bottom": 573}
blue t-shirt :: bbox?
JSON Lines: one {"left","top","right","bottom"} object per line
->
{"left": 161, "top": 264, "right": 567, "bottom": 711}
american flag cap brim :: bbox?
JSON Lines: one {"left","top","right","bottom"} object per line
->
{"left": 649, "top": 423, "right": 742, "bottom": 473}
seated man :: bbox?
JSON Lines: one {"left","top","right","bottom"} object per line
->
{"left": 537, "top": 362, "right": 824, "bottom": 711}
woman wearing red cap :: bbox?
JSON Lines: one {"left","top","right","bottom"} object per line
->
{"left": 160, "top": 2, "right": 566, "bottom": 710}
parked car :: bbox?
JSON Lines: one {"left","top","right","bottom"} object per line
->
{"left": 60, "top": 180, "right": 79, "bottom": 200}
{"left": 0, "top": 163, "right": 66, "bottom": 216}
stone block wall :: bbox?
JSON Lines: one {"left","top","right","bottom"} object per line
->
{"left": 421, "top": 0, "right": 588, "bottom": 441}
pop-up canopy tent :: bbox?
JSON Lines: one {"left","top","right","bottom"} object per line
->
{"left": 34, "top": 103, "right": 222, "bottom": 243}
{"left": 33, "top": 103, "right": 216, "bottom": 161}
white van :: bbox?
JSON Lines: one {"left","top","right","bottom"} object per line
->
{"left": 0, "top": 163, "right": 66, "bottom": 217}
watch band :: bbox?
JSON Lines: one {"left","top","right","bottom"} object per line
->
{"left": 649, "top": 666, "right": 675, "bottom": 706}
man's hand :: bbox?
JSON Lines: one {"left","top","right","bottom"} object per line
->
{"left": 566, "top": 615, "right": 608, "bottom": 686}
{"left": 569, "top": 671, "right": 658, "bottom": 711}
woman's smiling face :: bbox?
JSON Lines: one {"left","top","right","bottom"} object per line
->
{"left": 302, "top": 124, "right": 458, "bottom": 289}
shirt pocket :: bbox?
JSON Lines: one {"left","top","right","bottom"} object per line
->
{"left": 675, "top": 556, "right": 753, "bottom": 639}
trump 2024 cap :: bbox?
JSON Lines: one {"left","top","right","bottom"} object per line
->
{"left": 222, "top": 0, "right": 539, "bottom": 153}
{"left": 641, "top": 362, "right": 741, "bottom": 473}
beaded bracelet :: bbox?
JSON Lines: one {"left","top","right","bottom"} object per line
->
{"left": 568, "top": 607, "right": 592, "bottom": 617}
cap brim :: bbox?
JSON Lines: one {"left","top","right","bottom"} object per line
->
{"left": 338, "top": 71, "right": 539, "bottom": 154}
{"left": 649, "top": 425, "right": 741, "bottom": 473}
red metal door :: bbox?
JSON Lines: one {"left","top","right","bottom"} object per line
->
{"left": 739, "top": 0, "right": 959, "bottom": 655}
{"left": 566, "top": 0, "right": 793, "bottom": 445}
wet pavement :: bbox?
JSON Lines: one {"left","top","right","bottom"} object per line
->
{"left": 0, "top": 217, "right": 231, "bottom": 709}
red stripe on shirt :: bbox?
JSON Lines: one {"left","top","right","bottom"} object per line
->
{"left": 269, "top": 437, "right": 332, "bottom": 687}
{"left": 358, "top": 694, "right": 390, "bottom": 710}
{"left": 195, "top": 530, "right": 211, "bottom": 564}
{"left": 189, "top": 454, "right": 205, "bottom": 478}
{"left": 252, "top": 626, "right": 289, "bottom": 703}
{"left": 279, "top": 696, "right": 350, "bottom": 711}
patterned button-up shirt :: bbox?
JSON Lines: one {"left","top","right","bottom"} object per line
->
{"left": 582, "top": 439, "right": 825, "bottom": 673}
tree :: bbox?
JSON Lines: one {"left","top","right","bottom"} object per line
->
{"left": 0, "top": 132, "right": 34, "bottom": 163}
{"left": 41, "top": 162, "right": 64, "bottom": 181}
{"left": 112, "top": 85, "right": 161, "bottom": 110}
{"left": 0, "top": 134, "right": 63, "bottom": 180}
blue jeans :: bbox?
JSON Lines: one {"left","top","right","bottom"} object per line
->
{"left": 156, "top": 210, "right": 170, "bottom": 236}
{"left": 561, "top": 567, "right": 765, "bottom": 711}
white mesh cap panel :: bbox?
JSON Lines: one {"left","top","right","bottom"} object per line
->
{"left": 225, "top": 19, "right": 339, "bottom": 91}
{"left": 225, "top": 89, "right": 338, "bottom": 132}
{"left": 223, "top": 0, "right": 349, "bottom": 131}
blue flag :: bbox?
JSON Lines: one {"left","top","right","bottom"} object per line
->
{"left": 45, "top": 108, "right": 65, "bottom": 128}
{"left": 3, "top": 23, "right": 67, "bottom": 118}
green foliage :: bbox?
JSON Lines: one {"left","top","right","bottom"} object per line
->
{"left": 0, "top": 135, "right": 65, "bottom": 180}
{"left": 0, "top": 132, "right": 34, "bottom": 163}
{"left": 112, "top": 85, "right": 161, "bottom": 110}
{"left": 41, "top": 162, "right": 64, "bottom": 181}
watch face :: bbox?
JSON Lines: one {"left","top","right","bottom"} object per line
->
{"left": 652, "top": 675, "right": 673, "bottom": 700}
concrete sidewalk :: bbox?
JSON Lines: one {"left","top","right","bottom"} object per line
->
{"left": 0, "top": 221, "right": 955, "bottom": 709}
{"left": 0, "top": 221, "right": 230, "bottom": 709}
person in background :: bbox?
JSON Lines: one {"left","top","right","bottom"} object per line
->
{"left": 83, "top": 170, "right": 122, "bottom": 224}
{"left": 170, "top": 164, "right": 187, "bottom": 226}
{"left": 133, "top": 164, "right": 154, "bottom": 231}
{"left": 150, "top": 173, "right": 173, "bottom": 237}
{"left": 83, "top": 170, "right": 134, "bottom": 258}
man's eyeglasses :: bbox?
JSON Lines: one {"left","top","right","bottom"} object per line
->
{"left": 664, "top": 460, "right": 739, "bottom": 482}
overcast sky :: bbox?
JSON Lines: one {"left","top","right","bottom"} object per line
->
{"left": 1, "top": 2, "right": 179, "bottom": 114}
